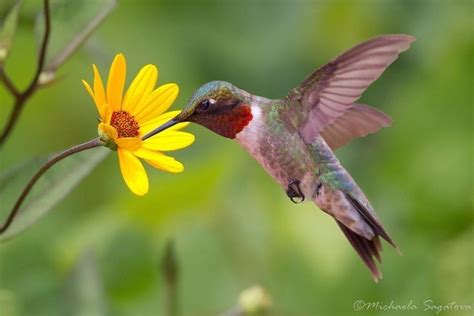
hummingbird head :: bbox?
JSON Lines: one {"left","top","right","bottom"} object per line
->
{"left": 144, "top": 81, "right": 253, "bottom": 140}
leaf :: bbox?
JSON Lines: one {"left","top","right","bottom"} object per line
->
{"left": 63, "top": 250, "right": 107, "bottom": 316}
{"left": 0, "top": 0, "right": 21, "bottom": 64}
{"left": 0, "top": 147, "right": 109, "bottom": 241}
{"left": 35, "top": 0, "right": 116, "bottom": 72}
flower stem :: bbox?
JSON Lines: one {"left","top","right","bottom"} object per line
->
{"left": 162, "top": 239, "right": 179, "bottom": 316}
{"left": 0, "top": 0, "right": 51, "bottom": 146}
{"left": 0, "top": 138, "right": 103, "bottom": 235}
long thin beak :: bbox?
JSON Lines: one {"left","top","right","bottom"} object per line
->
{"left": 142, "top": 117, "right": 181, "bottom": 140}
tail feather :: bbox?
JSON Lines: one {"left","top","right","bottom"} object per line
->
{"left": 336, "top": 220, "right": 383, "bottom": 282}
{"left": 344, "top": 192, "right": 399, "bottom": 251}
{"left": 310, "top": 136, "right": 400, "bottom": 281}
{"left": 368, "top": 238, "right": 382, "bottom": 263}
{"left": 335, "top": 193, "right": 400, "bottom": 282}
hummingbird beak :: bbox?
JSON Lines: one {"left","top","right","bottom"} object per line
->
{"left": 142, "top": 115, "right": 183, "bottom": 140}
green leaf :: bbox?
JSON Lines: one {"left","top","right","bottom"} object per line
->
{"left": 63, "top": 250, "right": 107, "bottom": 316}
{"left": 35, "top": 0, "right": 116, "bottom": 72}
{"left": 0, "top": 147, "right": 109, "bottom": 241}
{"left": 0, "top": 0, "right": 21, "bottom": 64}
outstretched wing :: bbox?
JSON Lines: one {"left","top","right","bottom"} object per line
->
{"left": 291, "top": 34, "right": 415, "bottom": 144}
{"left": 320, "top": 103, "right": 392, "bottom": 150}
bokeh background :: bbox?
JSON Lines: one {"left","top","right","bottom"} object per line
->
{"left": 0, "top": 0, "right": 472, "bottom": 315}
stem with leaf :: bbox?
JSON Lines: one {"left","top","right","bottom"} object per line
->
{"left": 0, "top": 138, "right": 103, "bottom": 235}
{"left": 0, "top": 0, "right": 51, "bottom": 146}
{"left": 162, "top": 239, "right": 179, "bottom": 316}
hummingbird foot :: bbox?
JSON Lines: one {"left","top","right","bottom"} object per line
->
{"left": 286, "top": 179, "right": 305, "bottom": 203}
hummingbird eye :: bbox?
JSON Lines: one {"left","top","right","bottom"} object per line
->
{"left": 198, "top": 98, "right": 215, "bottom": 112}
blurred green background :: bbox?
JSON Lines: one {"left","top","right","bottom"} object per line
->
{"left": 0, "top": 0, "right": 472, "bottom": 315}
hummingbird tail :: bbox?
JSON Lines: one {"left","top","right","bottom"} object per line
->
{"left": 335, "top": 192, "right": 400, "bottom": 282}
{"left": 344, "top": 192, "right": 398, "bottom": 249}
{"left": 314, "top": 177, "right": 399, "bottom": 281}
{"left": 336, "top": 220, "right": 383, "bottom": 282}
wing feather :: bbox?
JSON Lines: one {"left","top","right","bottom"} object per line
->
{"left": 293, "top": 34, "right": 415, "bottom": 143}
{"left": 320, "top": 104, "right": 392, "bottom": 150}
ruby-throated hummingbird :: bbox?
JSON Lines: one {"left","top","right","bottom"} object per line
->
{"left": 145, "top": 34, "right": 415, "bottom": 281}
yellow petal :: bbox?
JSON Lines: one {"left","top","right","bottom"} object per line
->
{"left": 93, "top": 65, "right": 107, "bottom": 114}
{"left": 107, "top": 53, "right": 126, "bottom": 111}
{"left": 103, "top": 103, "right": 113, "bottom": 123}
{"left": 140, "top": 110, "right": 186, "bottom": 135}
{"left": 135, "top": 83, "right": 179, "bottom": 122}
{"left": 118, "top": 149, "right": 149, "bottom": 196}
{"left": 122, "top": 65, "right": 158, "bottom": 114}
{"left": 143, "top": 131, "right": 195, "bottom": 151}
{"left": 146, "top": 158, "right": 184, "bottom": 173}
{"left": 172, "top": 122, "right": 190, "bottom": 130}
{"left": 98, "top": 123, "right": 118, "bottom": 140}
{"left": 115, "top": 137, "right": 142, "bottom": 151}
{"left": 83, "top": 75, "right": 107, "bottom": 121}
{"left": 82, "top": 80, "right": 94, "bottom": 100}
{"left": 134, "top": 148, "right": 184, "bottom": 173}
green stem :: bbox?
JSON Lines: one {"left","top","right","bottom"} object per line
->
{"left": 0, "top": 138, "right": 103, "bottom": 234}
{"left": 162, "top": 239, "right": 179, "bottom": 316}
{"left": 0, "top": 0, "right": 51, "bottom": 146}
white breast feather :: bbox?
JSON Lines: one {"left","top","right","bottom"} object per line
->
{"left": 235, "top": 105, "right": 262, "bottom": 151}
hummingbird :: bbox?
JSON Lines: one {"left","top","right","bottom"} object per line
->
{"left": 145, "top": 34, "right": 415, "bottom": 281}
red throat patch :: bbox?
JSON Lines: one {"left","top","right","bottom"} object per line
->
{"left": 228, "top": 104, "right": 253, "bottom": 138}
{"left": 207, "top": 104, "right": 253, "bottom": 139}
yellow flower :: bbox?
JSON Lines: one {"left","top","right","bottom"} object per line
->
{"left": 82, "top": 54, "right": 194, "bottom": 196}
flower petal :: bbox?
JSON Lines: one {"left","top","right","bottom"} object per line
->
{"left": 103, "top": 103, "right": 113, "bottom": 123}
{"left": 122, "top": 64, "right": 158, "bottom": 114}
{"left": 118, "top": 149, "right": 149, "bottom": 196}
{"left": 98, "top": 123, "right": 118, "bottom": 140}
{"left": 143, "top": 131, "right": 195, "bottom": 151}
{"left": 93, "top": 65, "right": 107, "bottom": 117}
{"left": 107, "top": 53, "right": 126, "bottom": 111}
{"left": 115, "top": 137, "right": 141, "bottom": 151}
{"left": 134, "top": 148, "right": 184, "bottom": 173}
{"left": 82, "top": 71, "right": 107, "bottom": 121}
{"left": 146, "top": 158, "right": 184, "bottom": 173}
{"left": 135, "top": 83, "right": 179, "bottom": 122}
{"left": 140, "top": 110, "right": 187, "bottom": 135}
{"left": 82, "top": 80, "right": 94, "bottom": 100}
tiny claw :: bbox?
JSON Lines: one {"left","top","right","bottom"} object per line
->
{"left": 286, "top": 179, "right": 305, "bottom": 204}
{"left": 290, "top": 195, "right": 305, "bottom": 204}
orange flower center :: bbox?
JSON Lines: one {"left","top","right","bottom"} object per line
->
{"left": 110, "top": 111, "right": 140, "bottom": 138}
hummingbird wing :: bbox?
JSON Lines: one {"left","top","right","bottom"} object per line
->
{"left": 319, "top": 103, "right": 392, "bottom": 150}
{"left": 290, "top": 34, "right": 415, "bottom": 144}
